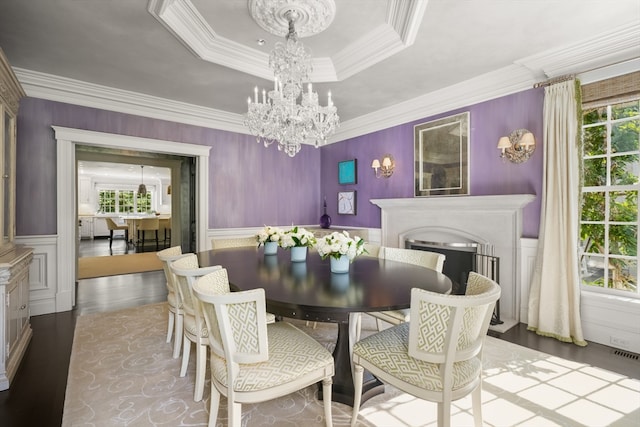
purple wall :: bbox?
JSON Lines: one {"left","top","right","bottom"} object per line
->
{"left": 320, "top": 88, "right": 544, "bottom": 238}
{"left": 16, "top": 88, "right": 544, "bottom": 238}
{"left": 16, "top": 98, "right": 321, "bottom": 235}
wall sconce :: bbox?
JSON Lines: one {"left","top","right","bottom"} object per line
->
{"left": 497, "top": 129, "right": 536, "bottom": 163}
{"left": 371, "top": 154, "right": 395, "bottom": 178}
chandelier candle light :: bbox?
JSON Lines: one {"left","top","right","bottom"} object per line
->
{"left": 245, "top": 0, "right": 339, "bottom": 157}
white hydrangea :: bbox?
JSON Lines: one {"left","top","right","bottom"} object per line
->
{"left": 316, "top": 230, "right": 366, "bottom": 261}
{"left": 256, "top": 225, "right": 284, "bottom": 246}
{"left": 280, "top": 226, "right": 317, "bottom": 249}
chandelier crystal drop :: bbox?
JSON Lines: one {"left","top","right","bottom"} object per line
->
{"left": 244, "top": 10, "right": 339, "bottom": 157}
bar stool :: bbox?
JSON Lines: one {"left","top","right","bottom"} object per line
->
{"left": 105, "top": 217, "right": 129, "bottom": 250}
{"left": 137, "top": 217, "right": 160, "bottom": 251}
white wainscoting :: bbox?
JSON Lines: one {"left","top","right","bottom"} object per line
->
{"left": 206, "top": 226, "right": 380, "bottom": 251}
{"left": 519, "top": 238, "right": 538, "bottom": 323}
{"left": 518, "top": 237, "right": 640, "bottom": 353}
{"left": 15, "top": 235, "right": 58, "bottom": 316}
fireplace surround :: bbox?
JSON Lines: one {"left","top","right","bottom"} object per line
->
{"left": 371, "top": 194, "right": 535, "bottom": 332}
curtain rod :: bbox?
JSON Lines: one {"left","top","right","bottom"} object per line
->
{"left": 533, "top": 74, "right": 576, "bottom": 88}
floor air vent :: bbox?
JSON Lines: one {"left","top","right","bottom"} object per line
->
{"left": 613, "top": 349, "right": 639, "bottom": 361}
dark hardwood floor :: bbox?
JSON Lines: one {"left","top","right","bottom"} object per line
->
{"left": 0, "top": 240, "right": 638, "bottom": 426}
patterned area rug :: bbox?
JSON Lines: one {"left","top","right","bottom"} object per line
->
{"left": 63, "top": 303, "right": 640, "bottom": 426}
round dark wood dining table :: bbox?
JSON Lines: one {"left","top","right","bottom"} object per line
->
{"left": 197, "top": 246, "right": 452, "bottom": 406}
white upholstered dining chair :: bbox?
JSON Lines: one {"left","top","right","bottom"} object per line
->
{"left": 210, "top": 236, "right": 257, "bottom": 250}
{"left": 192, "top": 269, "right": 335, "bottom": 427}
{"left": 170, "top": 254, "right": 224, "bottom": 402}
{"left": 353, "top": 246, "right": 446, "bottom": 341}
{"left": 157, "top": 246, "right": 191, "bottom": 358}
{"left": 351, "top": 272, "right": 501, "bottom": 427}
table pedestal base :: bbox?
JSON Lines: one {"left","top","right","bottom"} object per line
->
{"left": 319, "top": 322, "right": 384, "bottom": 407}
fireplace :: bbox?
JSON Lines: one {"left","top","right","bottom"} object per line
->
{"left": 371, "top": 194, "right": 534, "bottom": 332}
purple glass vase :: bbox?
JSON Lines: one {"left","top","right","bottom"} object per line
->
{"left": 320, "top": 197, "right": 331, "bottom": 229}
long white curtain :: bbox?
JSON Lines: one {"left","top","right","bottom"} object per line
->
{"left": 528, "top": 80, "right": 587, "bottom": 346}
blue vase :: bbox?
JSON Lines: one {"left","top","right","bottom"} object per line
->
{"left": 330, "top": 255, "right": 350, "bottom": 273}
{"left": 264, "top": 241, "right": 278, "bottom": 255}
{"left": 291, "top": 246, "right": 307, "bottom": 262}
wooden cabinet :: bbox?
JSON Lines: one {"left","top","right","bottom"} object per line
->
{"left": 0, "top": 47, "right": 22, "bottom": 257}
{"left": 79, "top": 216, "right": 94, "bottom": 239}
{"left": 0, "top": 47, "right": 33, "bottom": 391}
{"left": 0, "top": 245, "right": 32, "bottom": 390}
{"left": 93, "top": 217, "right": 110, "bottom": 237}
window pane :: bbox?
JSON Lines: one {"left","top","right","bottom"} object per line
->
{"left": 119, "top": 190, "right": 134, "bottom": 213}
{"left": 611, "top": 258, "right": 637, "bottom": 292}
{"left": 583, "top": 124, "right": 606, "bottom": 155}
{"left": 611, "top": 100, "right": 639, "bottom": 120}
{"left": 610, "top": 190, "right": 637, "bottom": 222}
{"left": 136, "top": 193, "right": 151, "bottom": 213}
{"left": 583, "top": 106, "right": 607, "bottom": 125}
{"left": 581, "top": 224, "right": 605, "bottom": 253}
{"left": 582, "top": 191, "right": 605, "bottom": 221}
{"left": 583, "top": 157, "right": 607, "bottom": 186}
{"left": 99, "top": 190, "right": 116, "bottom": 213}
{"left": 581, "top": 254, "right": 606, "bottom": 287}
{"left": 611, "top": 154, "right": 639, "bottom": 185}
{"left": 609, "top": 225, "right": 637, "bottom": 257}
{"left": 611, "top": 119, "right": 639, "bottom": 154}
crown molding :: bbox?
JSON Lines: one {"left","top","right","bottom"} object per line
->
{"left": 147, "top": 0, "right": 273, "bottom": 80}
{"left": 332, "top": 64, "right": 536, "bottom": 142}
{"left": 388, "top": 0, "right": 429, "bottom": 44}
{"left": 15, "top": 68, "right": 248, "bottom": 134}
{"left": 148, "top": 0, "right": 426, "bottom": 83}
{"left": 516, "top": 21, "right": 640, "bottom": 78}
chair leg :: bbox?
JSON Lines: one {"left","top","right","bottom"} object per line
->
{"left": 437, "top": 401, "right": 452, "bottom": 427}
{"left": 208, "top": 382, "right": 221, "bottom": 427}
{"left": 194, "top": 343, "right": 207, "bottom": 402}
{"left": 166, "top": 310, "right": 174, "bottom": 343}
{"left": 228, "top": 401, "right": 242, "bottom": 427}
{"left": 375, "top": 317, "right": 385, "bottom": 331}
{"left": 173, "top": 314, "right": 183, "bottom": 359}
{"left": 322, "top": 378, "right": 333, "bottom": 427}
{"left": 180, "top": 336, "right": 191, "bottom": 377}
{"left": 155, "top": 230, "right": 159, "bottom": 250}
{"left": 109, "top": 230, "right": 114, "bottom": 249}
{"left": 351, "top": 364, "right": 364, "bottom": 427}
{"left": 471, "top": 383, "right": 483, "bottom": 427}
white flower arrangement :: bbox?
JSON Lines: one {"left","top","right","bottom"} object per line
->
{"left": 316, "top": 231, "right": 366, "bottom": 261}
{"left": 256, "top": 225, "right": 284, "bottom": 247}
{"left": 280, "top": 226, "right": 317, "bottom": 249}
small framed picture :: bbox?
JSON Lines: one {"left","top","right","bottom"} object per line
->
{"left": 338, "top": 190, "right": 356, "bottom": 215}
{"left": 338, "top": 159, "right": 357, "bottom": 185}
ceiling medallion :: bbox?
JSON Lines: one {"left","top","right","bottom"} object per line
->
{"left": 248, "top": 0, "right": 336, "bottom": 38}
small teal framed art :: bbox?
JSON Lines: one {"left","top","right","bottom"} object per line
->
{"left": 338, "top": 159, "right": 357, "bottom": 185}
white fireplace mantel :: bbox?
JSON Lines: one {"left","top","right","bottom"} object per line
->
{"left": 371, "top": 194, "right": 535, "bottom": 212}
{"left": 371, "top": 194, "right": 535, "bottom": 332}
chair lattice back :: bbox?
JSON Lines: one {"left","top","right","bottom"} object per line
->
{"left": 170, "top": 254, "right": 200, "bottom": 315}
{"left": 408, "top": 272, "right": 500, "bottom": 365}
{"left": 157, "top": 246, "right": 184, "bottom": 292}
{"left": 193, "top": 270, "right": 269, "bottom": 365}
{"left": 379, "top": 246, "right": 445, "bottom": 273}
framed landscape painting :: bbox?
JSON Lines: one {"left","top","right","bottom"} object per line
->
{"left": 414, "top": 112, "right": 469, "bottom": 197}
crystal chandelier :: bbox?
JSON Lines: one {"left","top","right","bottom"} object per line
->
{"left": 244, "top": 9, "right": 339, "bottom": 157}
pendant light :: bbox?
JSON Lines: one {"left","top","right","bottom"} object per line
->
{"left": 138, "top": 165, "right": 147, "bottom": 195}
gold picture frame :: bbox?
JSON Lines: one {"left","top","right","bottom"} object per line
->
{"left": 414, "top": 112, "right": 469, "bottom": 197}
